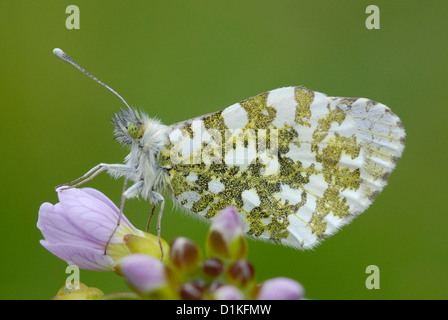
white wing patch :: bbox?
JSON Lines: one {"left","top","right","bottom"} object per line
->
{"left": 242, "top": 189, "right": 261, "bottom": 212}
{"left": 222, "top": 103, "right": 248, "bottom": 129}
{"left": 208, "top": 179, "right": 225, "bottom": 194}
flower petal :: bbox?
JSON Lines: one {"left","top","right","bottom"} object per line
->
{"left": 119, "top": 254, "right": 166, "bottom": 294}
{"left": 38, "top": 201, "right": 102, "bottom": 248}
{"left": 214, "top": 285, "right": 243, "bottom": 300}
{"left": 211, "top": 206, "right": 244, "bottom": 244}
{"left": 37, "top": 188, "right": 145, "bottom": 271}
{"left": 257, "top": 277, "right": 305, "bottom": 300}
{"left": 40, "top": 240, "right": 114, "bottom": 271}
{"left": 81, "top": 188, "right": 123, "bottom": 217}
{"left": 57, "top": 188, "right": 135, "bottom": 245}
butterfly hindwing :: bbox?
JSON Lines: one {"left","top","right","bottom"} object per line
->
{"left": 159, "top": 87, "right": 405, "bottom": 249}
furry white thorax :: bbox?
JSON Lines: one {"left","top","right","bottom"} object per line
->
{"left": 121, "top": 113, "right": 171, "bottom": 203}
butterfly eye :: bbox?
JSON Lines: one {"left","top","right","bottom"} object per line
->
{"left": 127, "top": 122, "right": 144, "bottom": 141}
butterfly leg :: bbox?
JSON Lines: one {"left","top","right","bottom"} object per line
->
{"left": 146, "top": 204, "right": 156, "bottom": 232}
{"left": 151, "top": 191, "right": 165, "bottom": 261}
{"left": 104, "top": 177, "right": 129, "bottom": 255}
{"left": 103, "top": 179, "right": 144, "bottom": 255}
{"left": 56, "top": 163, "right": 135, "bottom": 190}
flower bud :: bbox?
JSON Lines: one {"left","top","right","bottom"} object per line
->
{"left": 169, "top": 237, "right": 201, "bottom": 274}
{"left": 202, "top": 258, "right": 224, "bottom": 277}
{"left": 208, "top": 280, "right": 224, "bottom": 294}
{"left": 257, "top": 277, "right": 305, "bottom": 300}
{"left": 53, "top": 282, "right": 104, "bottom": 300}
{"left": 206, "top": 207, "right": 247, "bottom": 260}
{"left": 227, "top": 259, "right": 255, "bottom": 287}
{"left": 118, "top": 254, "right": 167, "bottom": 296}
{"left": 123, "top": 234, "right": 170, "bottom": 263}
{"left": 213, "top": 285, "right": 243, "bottom": 300}
{"left": 180, "top": 280, "right": 206, "bottom": 300}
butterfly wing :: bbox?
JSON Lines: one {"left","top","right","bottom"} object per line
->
{"left": 159, "top": 87, "right": 405, "bottom": 249}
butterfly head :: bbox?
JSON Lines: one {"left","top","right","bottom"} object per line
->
{"left": 112, "top": 108, "right": 145, "bottom": 146}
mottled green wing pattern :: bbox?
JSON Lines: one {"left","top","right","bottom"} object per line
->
{"left": 159, "top": 87, "right": 405, "bottom": 249}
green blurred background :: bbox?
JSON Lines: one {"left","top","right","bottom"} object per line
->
{"left": 0, "top": 1, "right": 447, "bottom": 300}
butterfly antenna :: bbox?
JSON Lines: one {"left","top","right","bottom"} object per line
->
{"left": 53, "top": 48, "right": 133, "bottom": 113}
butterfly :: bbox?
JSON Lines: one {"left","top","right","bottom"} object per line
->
{"left": 53, "top": 48, "right": 405, "bottom": 252}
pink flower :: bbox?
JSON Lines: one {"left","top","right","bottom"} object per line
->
{"left": 257, "top": 277, "right": 305, "bottom": 300}
{"left": 37, "top": 188, "right": 166, "bottom": 271}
